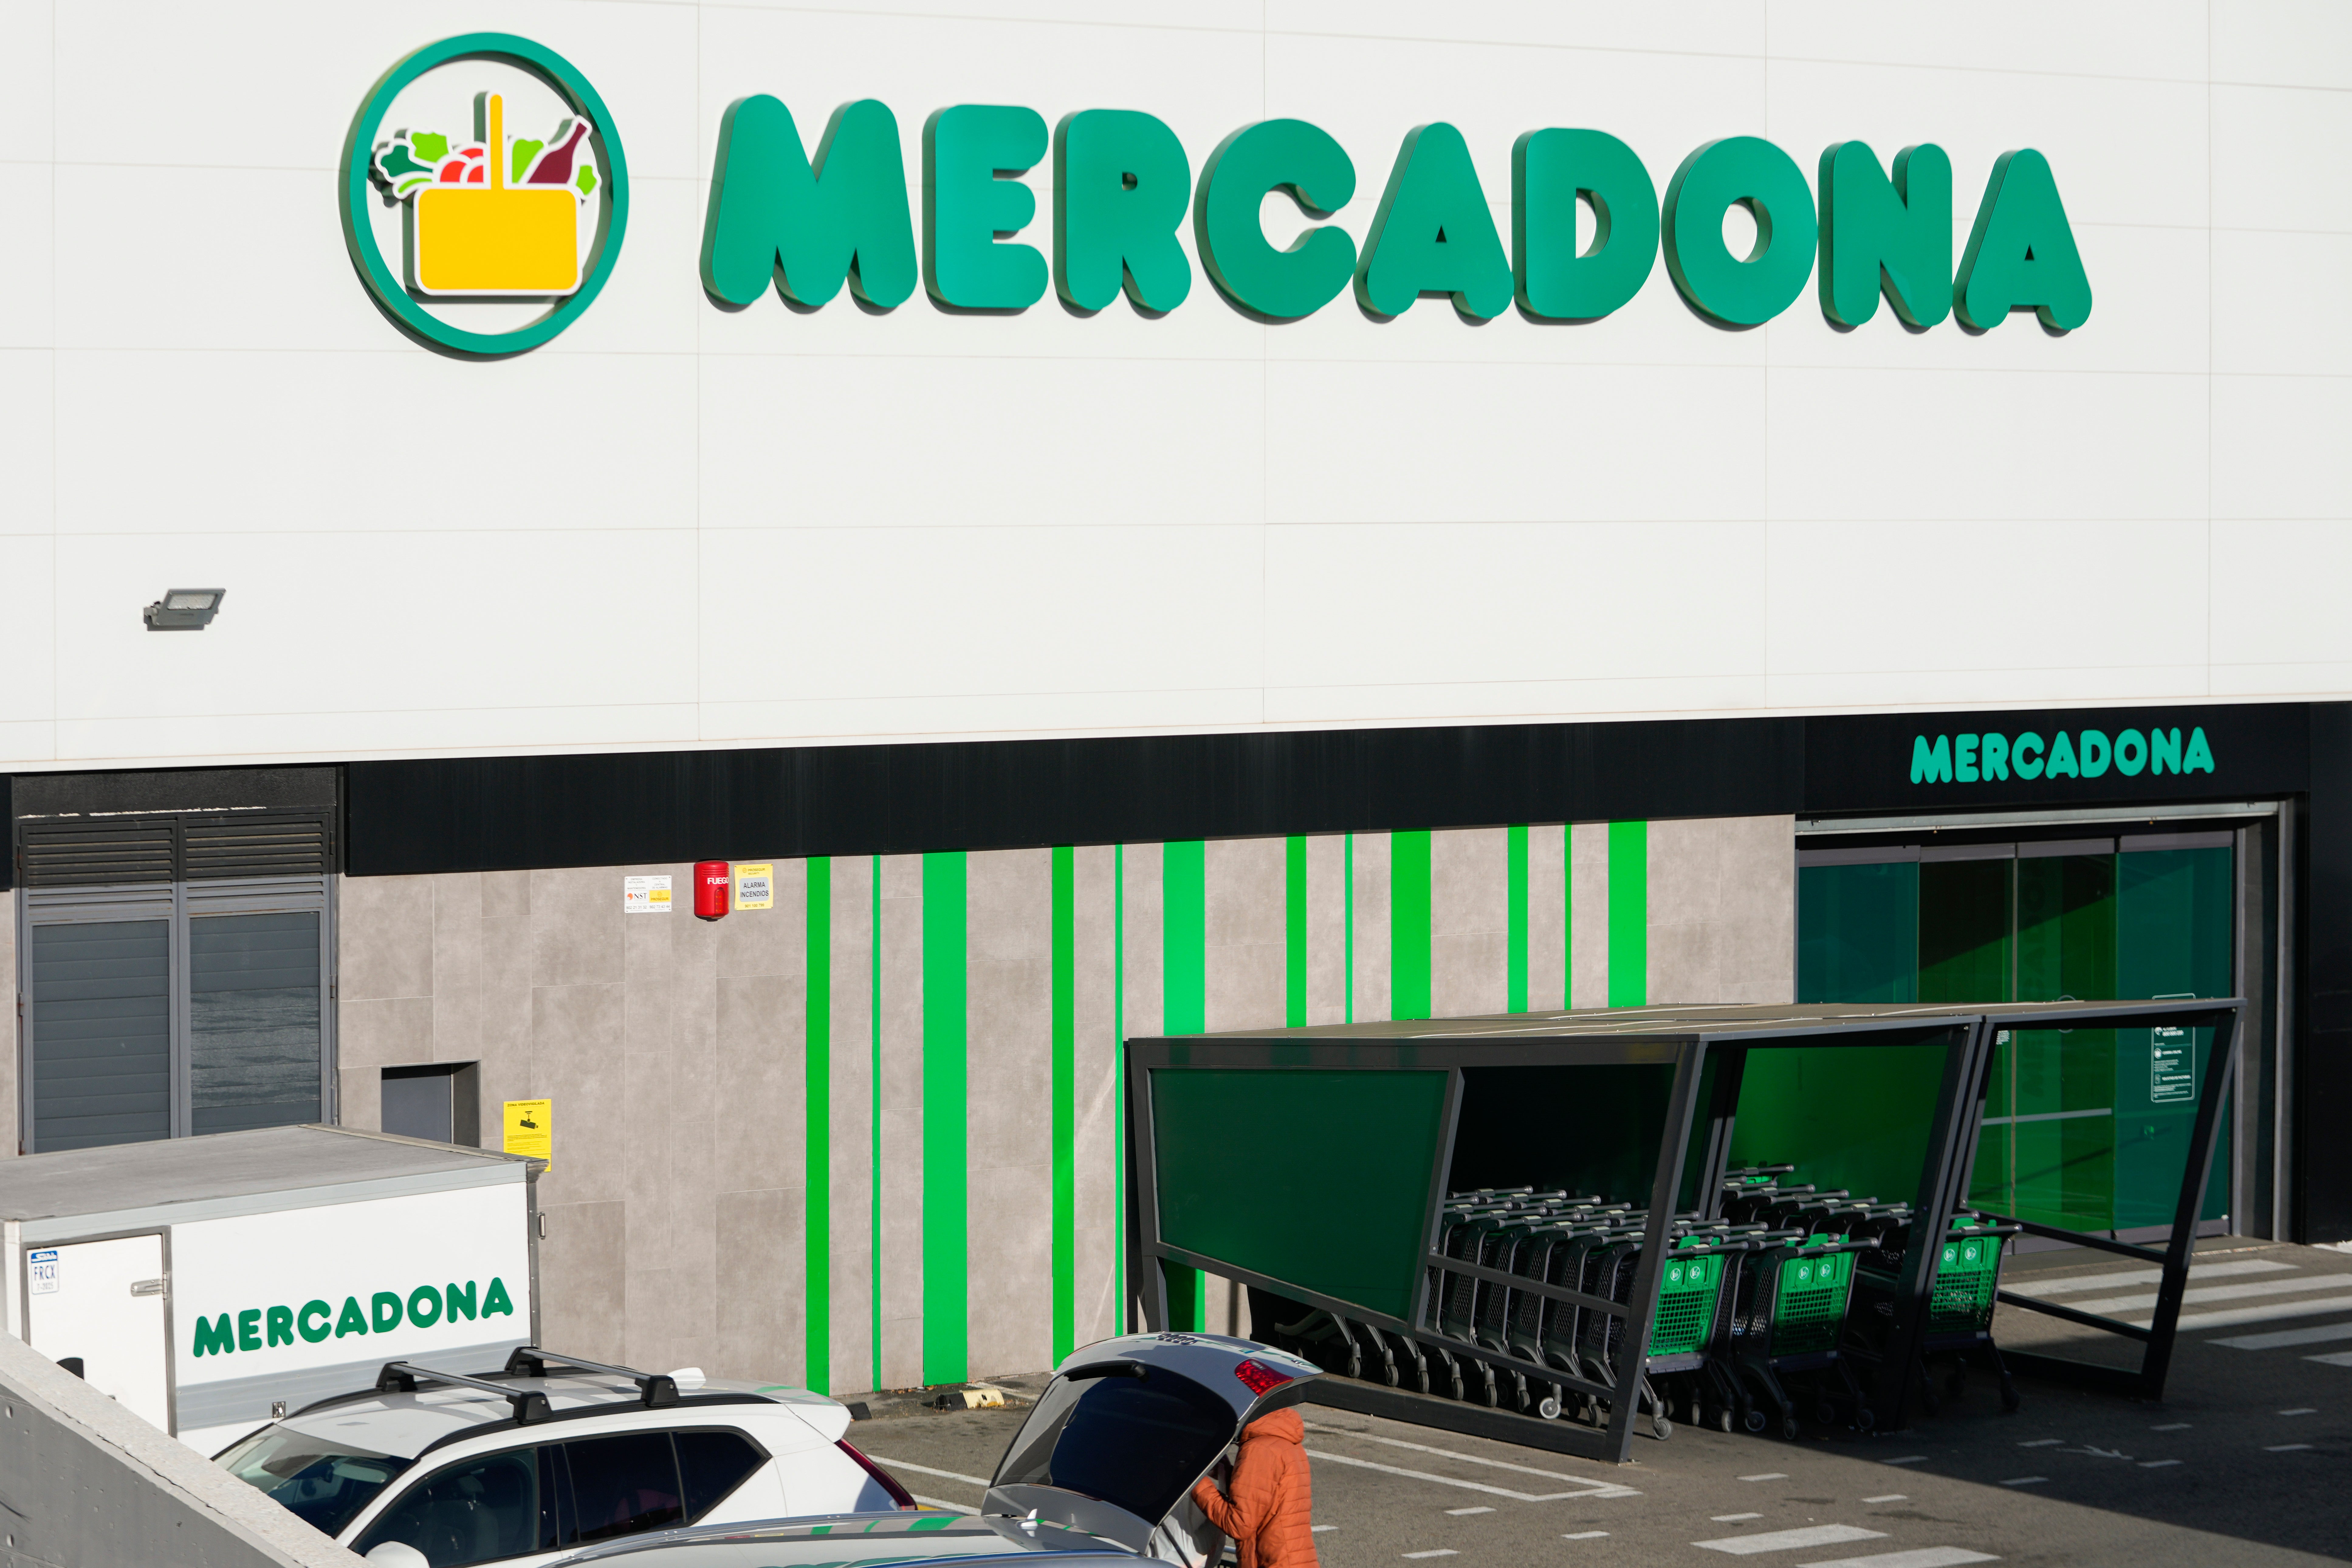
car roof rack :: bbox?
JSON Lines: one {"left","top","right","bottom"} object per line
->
{"left": 504, "top": 1345, "right": 681, "bottom": 1409}
{"left": 377, "top": 1361, "right": 553, "bottom": 1424}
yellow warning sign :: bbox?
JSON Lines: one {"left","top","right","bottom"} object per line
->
{"left": 503, "top": 1098, "right": 552, "bottom": 1168}
{"left": 733, "top": 863, "right": 774, "bottom": 911}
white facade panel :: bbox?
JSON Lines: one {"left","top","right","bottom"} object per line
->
{"left": 2, "top": 2, "right": 2347, "bottom": 770}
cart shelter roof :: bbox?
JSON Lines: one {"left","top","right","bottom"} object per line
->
{"left": 1172, "top": 998, "right": 2241, "bottom": 1045}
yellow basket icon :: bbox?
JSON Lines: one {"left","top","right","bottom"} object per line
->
{"left": 413, "top": 96, "right": 582, "bottom": 296}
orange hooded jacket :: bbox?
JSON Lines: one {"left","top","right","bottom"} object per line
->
{"left": 1188, "top": 1407, "right": 1317, "bottom": 1568}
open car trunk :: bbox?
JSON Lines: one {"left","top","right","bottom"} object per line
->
{"left": 983, "top": 1333, "right": 1322, "bottom": 1566}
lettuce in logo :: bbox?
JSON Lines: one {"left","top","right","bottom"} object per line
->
{"left": 341, "top": 34, "right": 627, "bottom": 354}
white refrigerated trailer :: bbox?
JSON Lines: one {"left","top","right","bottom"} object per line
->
{"left": 1, "top": 1124, "right": 541, "bottom": 1454}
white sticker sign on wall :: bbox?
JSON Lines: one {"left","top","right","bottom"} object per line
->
{"left": 623, "top": 874, "right": 672, "bottom": 914}
{"left": 29, "top": 1249, "right": 58, "bottom": 1295}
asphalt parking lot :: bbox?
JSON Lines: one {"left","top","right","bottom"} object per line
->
{"left": 850, "top": 1240, "right": 2351, "bottom": 1567}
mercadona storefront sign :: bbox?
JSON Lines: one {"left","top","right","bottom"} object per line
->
{"left": 344, "top": 33, "right": 2091, "bottom": 355}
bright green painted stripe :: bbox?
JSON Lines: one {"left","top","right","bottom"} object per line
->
{"left": 1050, "top": 846, "right": 1076, "bottom": 1365}
{"left": 1343, "top": 834, "right": 1355, "bottom": 1024}
{"left": 1607, "top": 820, "right": 1648, "bottom": 1007}
{"left": 805, "top": 857, "right": 831, "bottom": 1394}
{"left": 1163, "top": 840, "right": 1205, "bottom": 1034}
{"left": 1391, "top": 829, "right": 1431, "bottom": 1021}
{"left": 1563, "top": 826, "right": 1575, "bottom": 1010}
{"left": 1284, "top": 835, "right": 1307, "bottom": 1027}
{"left": 1506, "top": 825, "right": 1529, "bottom": 1013}
{"left": 1113, "top": 843, "right": 1125, "bottom": 1334}
{"left": 870, "top": 855, "right": 881, "bottom": 1393}
{"left": 922, "top": 851, "right": 968, "bottom": 1385}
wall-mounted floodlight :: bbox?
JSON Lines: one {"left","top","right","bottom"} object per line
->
{"left": 143, "top": 589, "right": 225, "bottom": 630}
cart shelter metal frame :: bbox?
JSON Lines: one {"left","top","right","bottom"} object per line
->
{"left": 1128, "top": 997, "right": 2242, "bottom": 1464}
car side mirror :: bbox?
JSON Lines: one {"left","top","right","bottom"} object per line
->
{"left": 364, "top": 1544, "right": 430, "bottom": 1567}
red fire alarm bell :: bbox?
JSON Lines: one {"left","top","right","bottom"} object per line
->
{"left": 694, "top": 861, "right": 731, "bottom": 920}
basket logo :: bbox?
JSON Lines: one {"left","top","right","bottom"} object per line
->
{"left": 340, "top": 34, "right": 629, "bottom": 356}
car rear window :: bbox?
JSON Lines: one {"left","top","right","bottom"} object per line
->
{"left": 216, "top": 1424, "right": 411, "bottom": 1539}
{"left": 991, "top": 1368, "right": 1234, "bottom": 1527}
{"left": 677, "top": 1429, "right": 767, "bottom": 1519}
{"left": 565, "top": 1430, "right": 685, "bottom": 1543}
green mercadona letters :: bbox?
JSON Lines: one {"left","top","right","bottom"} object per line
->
{"left": 192, "top": 1277, "right": 517, "bottom": 1356}
{"left": 700, "top": 105, "right": 2090, "bottom": 332}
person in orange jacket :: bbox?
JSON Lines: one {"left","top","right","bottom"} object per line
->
{"left": 1189, "top": 1406, "right": 1318, "bottom": 1568}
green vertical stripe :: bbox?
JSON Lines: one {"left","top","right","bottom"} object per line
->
{"left": 1284, "top": 836, "right": 1307, "bottom": 1027}
{"left": 1344, "top": 834, "right": 1355, "bottom": 1024}
{"left": 1163, "top": 840, "right": 1205, "bottom": 1034}
{"left": 870, "top": 855, "right": 881, "bottom": 1393}
{"left": 922, "top": 851, "right": 968, "bottom": 1385}
{"left": 805, "top": 857, "right": 831, "bottom": 1394}
{"left": 1506, "top": 824, "right": 1529, "bottom": 1013}
{"left": 1113, "top": 844, "right": 1125, "bottom": 1333}
{"left": 1050, "top": 846, "right": 1076, "bottom": 1365}
{"left": 1608, "top": 820, "right": 1648, "bottom": 1007}
{"left": 1391, "top": 829, "right": 1431, "bottom": 1021}
{"left": 1564, "top": 826, "right": 1575, "bottom": 1010}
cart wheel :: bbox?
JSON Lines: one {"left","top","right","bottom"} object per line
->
{"left": 1715, "top": 1407, "right": 1734, "bottom": 1433}
{"left": 1780, "top": 1416, "right": 1801, "bottom": 1442}
{"left": 1855, "top": 1406, "right": 1876, "bottom": 1432}
{"left": 1744, "top": 1408, "right": 1767, "bottom": 1434}
{"left": 1815, "top": 1401, "right": 1838, "bottom": 1426}
{"left": 2000, "top": 1380, "right": 2021, "bottom": 1414}
{"left": 1384, "top": 1364, "right": 1399, "bottom": 1387}
{"left": 1652, "top": 1414, "right": 1674, "bottom": 1441}
{"left": 1538, "top": 1395, "right": 1563, "bottom": 1421}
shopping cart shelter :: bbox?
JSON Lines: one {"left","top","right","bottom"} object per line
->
{"left": 1131, "top": 1000, "right": 2241, "bottom": 1460}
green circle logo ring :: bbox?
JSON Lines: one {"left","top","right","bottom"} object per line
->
{"left": 340, "top": 33, "right": 628, "bottom": 356}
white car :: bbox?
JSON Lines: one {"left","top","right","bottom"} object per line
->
{"left": 215, "top": 1347, "right": 914, "bottom": 1566}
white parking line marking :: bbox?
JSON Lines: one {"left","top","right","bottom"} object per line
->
{"left": 1313, "top": 1526, "right": 1338, "bottom": 1533}
{"left": 1793, "top": 1550, "right": 1998, "bottom": 1568}
{"left": 1862, "top": 1494, "right": 1907, "bottom": 1504}
{"left": 2308, "top": 1351, "right": 2352, "bottom": 1367}
{"left": 1697, "top": 1524, "right": 1887, "bottom": 1555}
{"left": 1305, "top": 1448, "right": 1641, "bottom": 1502}
{"left": 1403, "top": 1551, "right": 1459, "bottom": 1559}
{"left": 911, "top": 1496, "right": 977, "bottom": 1515}
{"left": 2264, "top": 1443, "right": 2313, "bottom": 1452}
{"left": 1304, "top": 1424, "right": 1626, "bottom": 1487}
{"left": 2211, "top": 1320, "right": 2352, "bottom": 1350}
{"left": 1444, "top": 1507, "right": 1494, "bottom": 1516}
{"left": 868, "top": 1457, "right": 991, "bottom": 1487}
{"left": 1739, "top": 1472, "right": 1791, "bottom": 1482}
{"left": 1881, "top": 1455, "right": 1929, "bottom": 1466}
{"left": 2017, "top": 1439, "right": 2063, "bottom": 1447}
{"left": 2010, "top": 1259, "right": 2291, "bottom": 1294}
{"left": 2139, "top": 1460, "right": 2181, "bottom": 1468}
{"left": 2165, "top": 1293, "right": 2352, "bottom": 1331}
{"left": 1564, "top": 1532, "right": 1610, "bottom": 1540}
{"left": 2150, "top": 1423, "right": 2191, "bottom": 1431}
{"left": 2280, "top": 1407, "right": 2317, "bottom": 1415}
{"left": 1713, "top": 1513, "right": 1763, "bottom": 1522}
{"left": 1998, "top": 1476, "right": 2048, "bottom": 1487}
{"left": 2064, "top": 1275, "right": 2352, "bottom": 1315}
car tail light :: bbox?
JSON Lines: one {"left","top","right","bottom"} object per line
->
{"left": 837, "top": 1439, "right": 918, "bottom": 1509}
{"left": 1234, "top": 1358, "right": 1294, "bottom": 1396}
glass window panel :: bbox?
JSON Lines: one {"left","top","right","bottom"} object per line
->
{"left": 675, "top": 1430, "right": 765, "bottom": 1521}
{"left": 2116, "top": 846, "right": 2237, "bottom": 1227}
{"left": 562, "top": 1432, "right": 682, "bottom": 1545}
{"left": 190, "top": 911, "right": 322, "bottom": 1135}
{"left": 352, "top": 1447, "right": 555, "bottom": 1567}
{"left": 1796, "top": 862, "right": 1918, "bottom": 1005}
{"left": 29, "top": 920, "right": 171, "bottom": 1152}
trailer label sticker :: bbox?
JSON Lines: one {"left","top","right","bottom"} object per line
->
{"left": 29, "top": 1249, "right": 58, "bottom": 1295}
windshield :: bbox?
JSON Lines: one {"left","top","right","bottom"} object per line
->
{"left": 216, "top": 1423, "right": 412, "bottom": 1539}
{"left": 991, "top": 1368, "right": 1235, "bottom": 1526}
